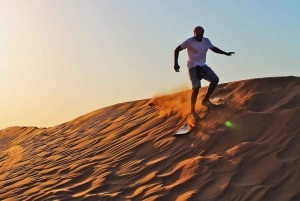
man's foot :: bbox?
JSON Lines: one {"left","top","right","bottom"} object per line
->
{"left": 201, "top": 99, "right": 215, "bottom": 108}
{"left": 190, "top": 112, "right": 200, "bottom": 120}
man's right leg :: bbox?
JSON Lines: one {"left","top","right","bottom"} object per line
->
{"left": 188, "top": 67, "right": 201, "bottom": 118}
{"left": 191, "top": 87, "right": 200, "bottom": 116}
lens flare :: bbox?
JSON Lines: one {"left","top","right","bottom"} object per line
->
{"left": 225, "top": 121, "right": 233, "bottom": 127}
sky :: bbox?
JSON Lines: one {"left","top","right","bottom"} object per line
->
{"left": 0, "top": 0, "right": 299, "bottom": 129}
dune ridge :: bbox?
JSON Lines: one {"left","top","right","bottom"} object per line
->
{"left": 1, "top": 76, "right": 300, "bottom": 201}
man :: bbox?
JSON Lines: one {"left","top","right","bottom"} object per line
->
{"left": 174, "top": 26, "right": 234, "bottom": 119}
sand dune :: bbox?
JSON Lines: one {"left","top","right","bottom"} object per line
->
{"left": 1, "top": 76, "right": 300, "bottom": 201}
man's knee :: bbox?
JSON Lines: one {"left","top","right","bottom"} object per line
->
{"left": 212, "top": 77, "right": 219, "bottom": 83}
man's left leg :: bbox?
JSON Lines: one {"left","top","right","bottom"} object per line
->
{"left": 201, "top": 65, "right": 219, "bottom": 106}
{"left": 202, "top": 77, "right": 219, "bottom": 101}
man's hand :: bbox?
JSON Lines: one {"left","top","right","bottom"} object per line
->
{"left": 174, "top": 46, "right": 183, "bottom": 72}
{"left": 225, "top": 52, "right": 235, "bottom": 56}
{"left": 210, "top": 47, "right": 235, "bottom": 56}
{"left": 174, "top": 64, "right": 180, "bottom": 72}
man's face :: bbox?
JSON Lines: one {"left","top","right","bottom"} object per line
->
{"left": 194, "top": 33, "right": 204, "bottom": 41}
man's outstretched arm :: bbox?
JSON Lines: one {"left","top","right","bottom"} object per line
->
{"left": 174, "top": 45, "right": 183, "bottom": 72}
{"left": 210, "top": 47, "right": 235, "bottom": 56}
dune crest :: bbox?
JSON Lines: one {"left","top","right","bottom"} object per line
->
{"left": 1, "top": 76, "right": 300, "bottom": 201}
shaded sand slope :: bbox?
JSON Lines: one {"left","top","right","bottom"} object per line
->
{"left": 1, "top": 76, "right": 300, "bottom": 201}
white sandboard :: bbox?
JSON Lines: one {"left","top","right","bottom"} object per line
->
{"left": 173, "top": 109, "right": 210, "bottom": 136}
{"left": 173, "top": 97, "right": 223, "bottom": 136}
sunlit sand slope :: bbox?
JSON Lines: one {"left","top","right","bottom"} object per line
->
{"left": 1, "top": 76, "right": 300, "bottom": 201}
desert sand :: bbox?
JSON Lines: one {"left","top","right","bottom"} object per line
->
{"left": 1, "top": 76, "right": 300, "bottom": 201}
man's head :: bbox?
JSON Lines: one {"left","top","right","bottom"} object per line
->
{"left": 194, "top": 26, "right": 204, "bottom": 41}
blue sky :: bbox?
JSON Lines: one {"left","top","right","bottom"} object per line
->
{"left": 0, "top": 0, "right": 299, "bottom": 129}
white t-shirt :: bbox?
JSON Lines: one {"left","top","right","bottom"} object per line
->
{"left": 180, "top": 37, "right": 215, "bottom": 68}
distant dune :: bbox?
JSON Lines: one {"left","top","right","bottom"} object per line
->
{"left": 1, "top": 76, "right": 300, "bottom": 201}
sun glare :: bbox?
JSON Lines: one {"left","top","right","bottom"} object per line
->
{"left": 225, "top": 121, "right": 233, "bottom": 127}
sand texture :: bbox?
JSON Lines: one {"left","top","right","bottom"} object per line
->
{"left": 1, "top": 76, "right": 300, "bottom": 201}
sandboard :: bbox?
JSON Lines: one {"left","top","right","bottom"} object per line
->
{"left": 173, "top": 97, "right": 224, "bottom": 136}
{"left": 173, "top": 109, "right": 210, "bottom": 136}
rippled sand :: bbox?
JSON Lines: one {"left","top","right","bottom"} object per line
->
{"left": 1, "top": 76, "right": 300, "bottom": 201}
